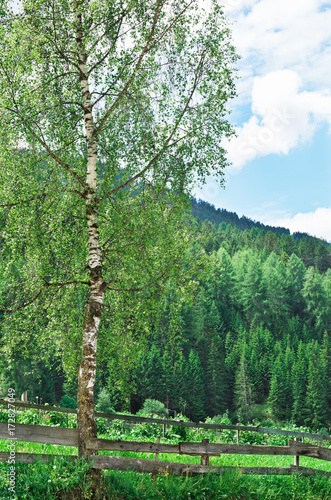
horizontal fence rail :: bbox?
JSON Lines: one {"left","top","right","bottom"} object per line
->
{"left": 0, "top": 422, "right": 78, "bottom": 447}
{"left": 1, "top": 398, "right": 330, "bottom": 442}
{"left": 1, "top": 421, "right": 331, "bottom": 477}
{"left": 86, "top": 437, "right": 331, "bottom": 461}
{"left": 0, "top": 450, "right": 330, "bottom": 477}
{"left": 89, "top": 456, "right": 331, "bottom": 477}
{"left": 0, "top": 452, "right": 77, "bottom": 464}
{"left": 1, "top": 423, "right": 328, "bottom": 461}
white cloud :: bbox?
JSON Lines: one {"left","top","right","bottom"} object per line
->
{"left": 224, "top": 69, "right": 331, "bottom": 168}
{"left": 263, "top": 207, "right": 331, "bottom": 242}
{"left": 222, "top": 0, "right": 258, "bottom": 14}
{"left": 229, "top": 0, "right": 331, "bottom": 87}
{"left": 223, "top": 0, "right": 331, "bottom": 114}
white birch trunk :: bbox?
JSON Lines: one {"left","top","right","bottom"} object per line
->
{"left": 75, "top": 3, "right": 104, "bottom": 458}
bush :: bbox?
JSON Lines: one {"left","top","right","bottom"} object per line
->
{"left": 96, "top": 387, "right": 114, "bottom": 414}
{"left": 96, "top": 417, "right": 109, "bottom": 435}
{"left": 138, "top": 399, "right": 168, "bottom": 418}
{"left": 60, "top": 395, "right": 77, "bottom": 409}
{"left": 130, "top": 421, "right": 163, "bottom": 439}
{"left": 45, "top": 411, "right": 68, "bottom": 428}
{"left": 204, "top": 412, "right": 236, "bottom": 443}
{"left": 169, "top": 413, "right": 190, "bottom": 441}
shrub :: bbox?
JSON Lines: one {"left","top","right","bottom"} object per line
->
{"left": 138, "top": 399, "right": 168, "bottom": 418}
{"left": 96, "top": 387, "right": 114, "bottom": 414}
{"left": 60, "top": 395, "right": 77, "bottom": 409}
{"left": 169, "top": 413, "right": 190, "bottom": 441}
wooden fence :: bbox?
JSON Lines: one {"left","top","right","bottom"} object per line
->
{"left": 1, "top": 399, "right": 331, "bottom": 477}
{"left": 1, "top": 398, "right": 330, "bottom": 442}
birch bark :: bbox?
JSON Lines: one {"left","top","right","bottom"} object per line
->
{"left": 75, "top": 3, "right": 104, "bottom": 458}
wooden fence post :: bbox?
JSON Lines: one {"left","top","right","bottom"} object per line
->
{"left": 294, "top": 437, "right": 299, "bottom": 466}
{"left": 200, "top": 438, "right": 209, "bottom": 466}
{"left": 155, "top": 437, "right": 160, "bottom": 461}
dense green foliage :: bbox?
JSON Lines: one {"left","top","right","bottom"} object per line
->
{"left": 0, "top": 0, "right": 239, "bottom": 457}
{"left": 1, "top": 202, "right": 330, "bottom": 430}
{"left": 191, "top": 199, "right": 331, "bottom": 244}
{"left": 130, "top": 210, "right": 331, "bottom": 429}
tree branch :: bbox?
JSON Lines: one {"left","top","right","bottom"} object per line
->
{"left": 100, "top": 50, "right": 205, "bottom": 200}
{"left": 105, "top": 270, "right": 169, "bottom": 292}
{"left": 147, "top": 0, "right": 196, "bottom": 54}
{"left": 2, "top": 99, "right": 87, "bottom": 191}
{"left": 87, "top": 14, "right": 125, "bottom": 75}
{"left": 42, "top": 279, "right": 89, "bottom": 287}
{"left": 0, "top": 289, "right": 44, "bottom": 313}
{"left": 0, "top": 196, "right": 43, "bottom": 208}
{"left": 93, "top": 0, "right": 163, "bottom": 138}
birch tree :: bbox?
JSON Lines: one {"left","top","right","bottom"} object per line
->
{"left": 0, "top": 0, "right": 237, "bottom": 456}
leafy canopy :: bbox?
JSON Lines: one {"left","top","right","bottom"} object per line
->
{"left": 0, "top": 0, "right": 238, "bottom": 370}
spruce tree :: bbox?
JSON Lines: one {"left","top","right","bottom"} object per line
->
{"left": 206, "top": 335, "right": 227, "bottom": 416}
{"left": 321, "top": 332, "right": 331, "bottom": 413}
{"left": 286, "top": 254, "right": 306, "bottom": 318}
{"left": 173, "top": 353, "right": 187, "bottom": 414}
{"left": 262, "top": 253, "right": 289, "bottom": 331}
{"left": 216, "top": 247, "right": 234, "bottom": 305}
{"left": 305, "top": 341, "right": 328, "bottom": 429}
{"left": 302, "top": 267, "right": 327, "bottom": 336}
{"left": 249, "top": 349, "right": 264, "bottom": 403}
{"left": 322, "top": 270, "right": 331, "bottom": 335}
{"left": 234, "top": 344, "right": 255, "bottom": 422}
{"left": 186, "top": 350, "right": 205, "bottom": 421}
{"left": 162, "top": 348, "right": 175, "bottom": 411}
{"left": 292, "top": 342, "right": 308, "bottom": 425}
{"left": 240, "top": 255, "right": 263, "bottom": 325}
{"left": 268, "top": 355, "right": 292, "bottom": 421}
{"left": 136, "top": 345, "right": 164, "bottom": 406}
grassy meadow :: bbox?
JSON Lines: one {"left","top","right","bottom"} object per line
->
{"left": 1, "top": 409, "right": 331, "bottom": 499}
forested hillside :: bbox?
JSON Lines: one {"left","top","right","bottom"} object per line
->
{"left": 191, "top": 198, "right": 329, "bottom": 242}
{"left": 130, "top": 213, "right": 331, "bottom": 429}
{"left": 1, "top": 205, "right": 331, "bottom": 431}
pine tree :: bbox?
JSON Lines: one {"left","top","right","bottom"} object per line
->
{"left": 302, "top": 267, "right": 327, "bottom": 336}
{"left": 305, "top": 341, "right": 328, "bottom": 429}
{"left": 186, "top": 350, "right": 205, "bottom": 421}
{"left": 239, "top": 255, "right": 263, "bottom": 324}
{"left": 234, "top": 344, "right": 255, "bottom": 422}
{"left": 321, "top": 332, "right": 331, "bottom": 413}
{"left": 262, "top": 253, "right": 289, "bottom": 331}
{"left": 206, "top": 335, "right": 227, "bottom": 416}
{"left": 292, "top": 342, "right": 308, "bottom": 425}
{"left": 268, "top": 355, "right": 292, "bottom": 421}
{"left": 286, "top": 253, "right": 306, "bottom": 318}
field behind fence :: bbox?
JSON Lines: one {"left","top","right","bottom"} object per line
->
{"left": 1, "top": 398, "right": 331, "bottom": 477}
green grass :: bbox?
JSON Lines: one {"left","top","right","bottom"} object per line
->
{"left": 0, "top": 439, "right": 78, "bottom": 456}
{"left": 1, "top": 459, "right": 331, "bottom": 499}
{"left": 1, "top": 412, "right": 331, "bottom": 498}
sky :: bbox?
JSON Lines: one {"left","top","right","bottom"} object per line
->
{"left": 194, "top": 0, "right": 331, "bottom": 242}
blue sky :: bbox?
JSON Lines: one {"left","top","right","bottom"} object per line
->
{"left": 194, "top": 0, "right": 331, "bottom": 241}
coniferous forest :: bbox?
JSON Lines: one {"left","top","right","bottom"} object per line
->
{"left": 131, "top": 199, "right": 331, "bottom": 430}
{"left": 1, "top": 198, "right": 330, "bottom": 432}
